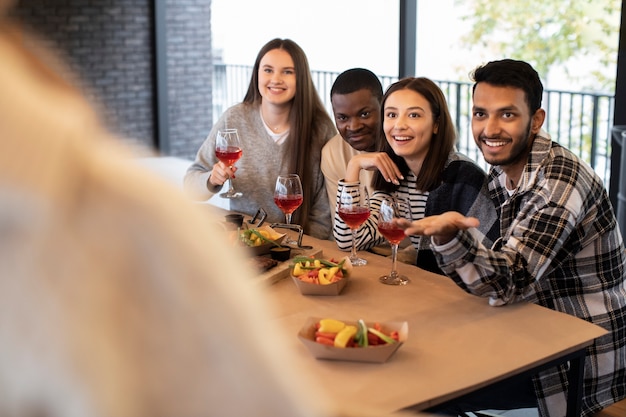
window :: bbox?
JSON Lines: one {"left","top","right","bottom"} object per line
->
{"left": 211, "top": 0, "right": 399, "bottom": 76}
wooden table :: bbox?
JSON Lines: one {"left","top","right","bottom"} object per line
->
{"left": 260, "top": 230, "right": 607, "bottom": 417}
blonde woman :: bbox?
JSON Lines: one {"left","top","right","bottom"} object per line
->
{"left": 0, "top": 11, "right": 333, "bottom": 417}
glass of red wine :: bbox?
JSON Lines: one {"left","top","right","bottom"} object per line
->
{"left": 215, "top": 128, "right": 243, "bottom": 198}
{"left": 378, "top": 195, "right": 411, "bottom": 285}
{"left": 338, "top": 186, "right": 370, "bottom": 266}
{"left": 274, "top": 174, "right": 304, "bottom": 244}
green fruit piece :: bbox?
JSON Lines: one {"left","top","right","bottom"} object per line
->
{"left": 368, "top": 327, "right": 397, "bottom": 344}
{"left": 356, "top": 319, "right": 368, "bottom": 347}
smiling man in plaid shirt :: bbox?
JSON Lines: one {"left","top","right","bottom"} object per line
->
{"left": 399, "top": 59, "right": 626, "bottom": 417}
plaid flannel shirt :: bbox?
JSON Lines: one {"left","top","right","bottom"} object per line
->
{"left": 433, "top": 135, "right": 626, "bottom": 417}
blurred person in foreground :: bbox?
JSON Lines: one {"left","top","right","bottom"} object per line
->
{"left": 184, "top": 38, "right": 336, "bottom": 240}
{"left": 0, "top": 9, "right": 340, "bottom": 417}
{"left": 398, "top": 59, "right": 626, "bottom": 417}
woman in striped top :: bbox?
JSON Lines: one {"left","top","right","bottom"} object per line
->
{"left": 332, "top": 77, "right": 499, "bottom": 274}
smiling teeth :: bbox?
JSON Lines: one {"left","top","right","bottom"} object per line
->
{"left": 484, "top": 140, "right": 507, "bottom": 147}
{"left": 394, "top": 136, "right": 411, "bottom": 141}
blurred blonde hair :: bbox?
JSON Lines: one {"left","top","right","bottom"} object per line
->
{"left": 0, "top": 14, "right": 332, "bottom": 417}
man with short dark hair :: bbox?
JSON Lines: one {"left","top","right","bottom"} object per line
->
{"left": 400, "top": 59, "right": 626, "bottom": 417}
{"left": 321, "top": 68, "right": 384, "bottom": 220}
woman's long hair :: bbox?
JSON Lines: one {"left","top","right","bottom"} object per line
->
{"left": 373, "top": 77, "right": 456, "bottom": 192}
{"left": 243, "top": 38, "right": 330, "bottom": 230}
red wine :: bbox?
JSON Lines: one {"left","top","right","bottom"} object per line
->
{"left": 338, "top": 206, "right": 370, "bottom": 229}
{"left": 215, "top": 146, "right": 242, "bottom": 166}
{"left": 274, "top": 195, "right": 303, "bottom": 214}
{"left": 378, "top": 221, "right": 405, "bottom": 245}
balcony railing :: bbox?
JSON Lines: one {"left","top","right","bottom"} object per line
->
{"left": 213, "top": 64, "right": 615, "bottom": 186}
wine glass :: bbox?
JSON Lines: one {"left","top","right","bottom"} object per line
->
{"left": 378, "top": 195, "right": 411, "bottom": 285}
{"left": 215, "top": 128, "right": 243, "bottom": 198}
{"left": 274, "top": 174, "right": 303, "bottom": 224}
{"left": 274, "top": 173, "right": 304, "bottom": 222}
{"left": 337, "top": 186, "right": 370, "bottom": 266}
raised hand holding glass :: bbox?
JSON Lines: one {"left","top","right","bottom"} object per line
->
{"left": 215, "top": 128, "right": 243, "bottom": 198}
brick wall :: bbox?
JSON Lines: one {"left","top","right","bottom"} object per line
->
{"left": 12, "top": 0, "right": 212, "bottom": 159}
{"left": 164, "top": 0, "right": 212, "bottom": 158}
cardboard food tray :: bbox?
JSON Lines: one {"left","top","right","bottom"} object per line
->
{"left": 255, "top": 246, "right": 322, "bottom": 285}
{"left": 291, "top": 270, "right": 349, "bottom": 295}
{"left": 297, "top": 316, "right": 408, "bottom": 363}
{"left": 240, "top": 226, "right": 287, "bottom": 256}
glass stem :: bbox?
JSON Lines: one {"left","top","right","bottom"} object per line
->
{"left": 227, "top": 178, "right": 235, "bottom": 194}
{"left": 285, "top": 213, "right": 292, "bottom": 225}
{"left": 350, "top": 229, "right": 358, "bottom": 259}
{"left": 390, "top": 243, "right": 399, "bottom": 278}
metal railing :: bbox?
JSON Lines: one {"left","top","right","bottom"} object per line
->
{"left": 213, "top": 64, "right": 615, "bottom": 186}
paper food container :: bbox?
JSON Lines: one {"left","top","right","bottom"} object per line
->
{"left": 238, "top": 225, "right": 287, "bottom": 256}
{"left": 290, "top": 256, "right": 352, "bottom": 296}
{"left": 291, "top": 273, "right": 349, "bottom": 295}
{"left": 297, "top": 316, "right": 408, "bottom": 363}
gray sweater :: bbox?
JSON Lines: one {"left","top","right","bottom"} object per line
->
{"left": 184, "top": 103, "right": 336, "bottom": 240}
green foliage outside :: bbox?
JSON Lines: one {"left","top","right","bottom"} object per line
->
{"left": 455, "top": 0, "right": 620, "bottom": 93}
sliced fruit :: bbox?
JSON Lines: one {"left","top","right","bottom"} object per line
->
{"left": 368, "top": 327, "right": 397, "bottom": 344}
{"left": 334, "top": 325, "right": 357, "bottom": 348}
{"left": 327, "top": 266, "right": 339, "bottom": 281}
{"left": 318, "top": 268, "right": 331, "bottom": 285}
{"left": 292, "top": 263, "right": 305, "bottom": 276}
{"left": 356, "top": 319, "right": 369, "bottom": 347}
{"left": 318, "top": 318, "right": 345, "bottom": 333}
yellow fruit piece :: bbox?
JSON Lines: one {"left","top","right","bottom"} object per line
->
{"left": 319, "top": 318, "right": 345, "bottom": 333}
{"left": 318, "top": 268, "right": 331, "bottom": 285}
{"left": 334, "top": 325, "right": 357, "bottom": 348}
{"left": 328, "top": 266, "right": 339, "bottom": 281}
{"left": 293, "top": 263, "right": 305, "bottom": 277}
{"left": 313, "top": 259, "right": 321, "bottom": 268}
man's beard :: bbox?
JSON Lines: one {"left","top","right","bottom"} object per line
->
{"left": 481, "top": 122, "right": 533, "bottom": 167}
